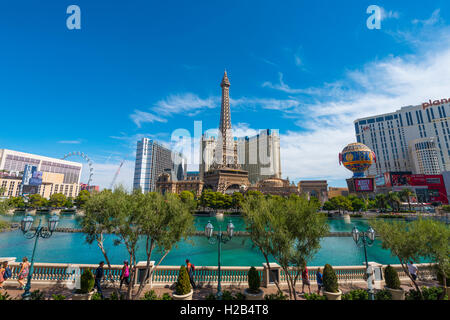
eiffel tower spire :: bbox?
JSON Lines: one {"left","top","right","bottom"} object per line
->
{"left": 218, "top": 70, "right": 235, "bottom": 167}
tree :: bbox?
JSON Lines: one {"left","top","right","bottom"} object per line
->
{"left": 80, "top": 189, "right": 120, "bottom": 295}
{"left": 28, "top": 194, "right": 45, "bottom": 208}
{"left": 75, "top": 190, "right": 90, "bottom": 208}
{"left": 322, "top": 201, "right": 336, "bottom": 213}
{"left": 49, "top": 193, "right": 67, "bottom": 207}
{"left": 231, "top": 192, "right": 244, "bottom": 209}
{"left": 370, "top": 218, "right": 425, "bottom": 299}
{"left": 179, "top": 190, "right": 197, "bottom": 212}
{"left": 64, "top": 198, "right": 74, "bottom": 208}
{"left": 387, "top": 192, "right": 401, "bottom": 212}
{"left": 242, "top": 195, "right": 329, "bottom": 300}
{"left": 133, "top": 192, "right": 195, "bottom": 299}
{"left": 329, "top": 196, "right": 352, "bottom": 214}
{"left": 399, "top": 189, "right": 415, "bottom": 212}
{"left": 0, "top": 197, "right": 10, "bottom": 215}
{"left": 348, "top": 196, "right": 366, "bottom": 213}
{"left": 375, "top": 194, "right": 388, "bottom": 212}
{"left": 412, "top": 219, "right": 450, "bottom": 299}
{"left": 8, "top": 197, "right": 25, "bottom": 208}
{"left": 309, "top": 196, "right": 321, "bottom": 209}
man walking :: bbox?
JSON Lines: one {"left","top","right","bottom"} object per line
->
{"left": 94, "top": 261, "right": 105, "bottom": 298}
{"left": 407, "top": 261, "right": 419, "bottom": 281}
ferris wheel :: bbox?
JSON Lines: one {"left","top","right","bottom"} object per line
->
{"left": 62, "top": 151, "right": 94, "bottom": 186}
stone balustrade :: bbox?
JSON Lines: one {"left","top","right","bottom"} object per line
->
{"left": 2, "top": 260, "right": 437, "bottom": 289}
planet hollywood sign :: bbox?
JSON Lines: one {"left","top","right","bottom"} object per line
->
{"left": 422, "top": 98, "right": 450, "bottom": 110}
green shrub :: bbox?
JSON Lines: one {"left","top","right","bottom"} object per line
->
{"left": 375, "top": 289, "right": 392, "bottom": 300}
{"left": 205, "top": 293, "right": 216, "bottom": 300}
{"left": 30, "top": 290, "right": 45, "bottom": 300}
{"left": 91, "top": 292, "right": 103, "bottom": 300}
{"left": 323, "top": 264, "right": 339, "bottom": 293}
{"left": 247, "top": 266, "right": 261, "bottom": 293}
{"left": 436, "top": 267, "right": 450, "bottom": 287}
{"left": 160, "top": 293, "right": 173, "bottom": 300}
{"left": 222, "top": 290, "right": 233, "bottom": 300}
{"left": 175, "top": 265, "right": 192, "bottom": 295}
{"left": 78, "top": 269, "right": 95, "bottom": 294}
{"left": 264, "top": 292, "right": 288, "bottom": 300}
{"left": 0, "top": 291, "right": 12, "bottom": 300}
{"left": 342, "top": 289, "right": 369, "bottom": 300}
{"left": 384, "top": 265, "right": 401, "bottom": 290}
{"left": 142, "top": 290, "right": 158, "bottom": 300}
{"left": 233, "top": 292, "right": 246, "bottom": 300}
{"left": 406, "top": 287, "right": 448, "bottom": 300}
{"left": 108, "top": 291, "right": 125, "bottom": 300}
{"left": 304, "top": 293, "right": 326, "bottom": 300}
{"left": 51, "top": 294, "right": 66, "bottom": 300}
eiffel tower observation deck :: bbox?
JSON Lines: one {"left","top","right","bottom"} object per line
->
{"left": 203, "top": 71, "right": 250, "bottom": 194}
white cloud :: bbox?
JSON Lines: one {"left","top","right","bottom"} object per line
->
{"left": 130, "top": 110, "right": 167, "bottom": 128}
{"left": 380, "top": 7, "right": 400, "bottom": 21}
{"left": 270, "top": 28, "right": 450, "bottom": 186}
{"left": 412, "top": 9, "right": 441, "bottom": 26}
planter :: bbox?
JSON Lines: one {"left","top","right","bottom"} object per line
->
{"left": 385, "top": 287, "right": 405, "bottom": 300}
{"left": 244, "top": 288, "right": 264, "bottom": 300}
{"left": 172, "top": 289, "right": 193, "bottom": 300}
{"left": 324, "top": 289, "right": 342, "bottom": 300}
{"left": 72, "top": 291, "right": 94, "bottom": 300}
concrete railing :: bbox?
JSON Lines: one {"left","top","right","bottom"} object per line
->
{"left": 3, "top": 260, "right": 437, "bottom": 288}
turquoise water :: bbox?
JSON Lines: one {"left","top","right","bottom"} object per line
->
{"left": 0, "top": 213, "right": 430, "bottom": 266}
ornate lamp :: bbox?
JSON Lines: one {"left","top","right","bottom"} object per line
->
{"left": 352, "top": 226, "right": 360, "bottom": 243}
{"left": 227, "top": 221, "right": 235, "bottom": 238}
{"left": 205, "top": 221, "right": 214, "bottom": 238}
{"left": 21, "top": 215, "right": 34, "bottom": 233}
{"left": 48, "top": 214, "right": 59, "bottom": 233}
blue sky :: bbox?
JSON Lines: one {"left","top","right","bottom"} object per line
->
{"left": 1, "top": 1, "right": 450, "bottom": 189}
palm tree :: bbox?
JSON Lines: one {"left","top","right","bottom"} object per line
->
{"left": 375, "top": 194, "right": 388, "bottom": 213}
{"left": 399, "top": 189, "right": 414, "bottom": 212}
{"left": 387, "top": 191, "right": 401, "bottom": 212}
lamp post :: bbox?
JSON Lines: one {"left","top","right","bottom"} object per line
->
{"left": 204, "top": 220, "right": 234, "bottom": 300}
{"left": 352, "top": 226, "right": 376, "bottom": 300}
{"left": 20, "top": 214, "right": 59, "bottom": 300}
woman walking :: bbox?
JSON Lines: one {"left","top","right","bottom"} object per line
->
{"left": 301, "top": 263, "right": 311, "bottom": 294}
{"left": 120, "top": 260, "right": 130, "bottom": 291}
{"left": 0, "top": 262, "right": 5, "bottom": 290}
{"left": 17, "top": 257, "right": 30, "bottom": 290}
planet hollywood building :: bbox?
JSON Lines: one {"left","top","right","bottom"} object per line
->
{"left": 354, "top": 98, "right": 450, "bottom": 177}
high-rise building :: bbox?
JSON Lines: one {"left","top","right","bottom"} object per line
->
{"left": 237, "top": 129, "right": 281, "bottom": 184}
{"left": 133, "top": 138, "right": 186, "bottom": 193}
{"left": 409, "top": 137, "right": 442, "bottom": 175}
{"left": 354, "top": 98, "right": 450, "bottom": 176}
{"left": 0, "top": 149, "right": 82, "bottom": 198}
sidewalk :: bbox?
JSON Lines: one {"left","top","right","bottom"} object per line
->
{"left": 1, "top": 279, "right": 434, "bottom": 300}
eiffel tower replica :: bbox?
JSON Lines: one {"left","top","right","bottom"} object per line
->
{"left": 203, "top": 71, "right": 250, "bottom": 193}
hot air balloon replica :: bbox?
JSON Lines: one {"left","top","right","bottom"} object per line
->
{"left": 339, "top": 143, "right": 376, "bottom": 178}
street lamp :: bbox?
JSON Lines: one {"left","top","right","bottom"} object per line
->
{"left": 352, "top": 226, "right": 376, "bottom": 300}
{"left": 204, "top": 220, "right": 234, "bottom": 300}
{"left": 20, "top": 213, "right": 59, "bottom": 300}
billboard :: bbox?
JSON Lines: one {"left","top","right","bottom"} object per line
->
{"left": 22, "top": 164, "right": 37, "bottom": 186}
{"left": 375, "top": 175, "right": 385, "bottom": 187}
{"left": 29, "top": 170, "right": 43, "bottom": 186}
{"left": 354, "top": 178, "right": 374, "bottom": 192}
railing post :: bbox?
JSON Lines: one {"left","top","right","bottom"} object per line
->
{"left": 262, "top": 263, "right": 280, "bottom": 288}
{"left": 368, "top": 262, "right": 383, "bottom": 290}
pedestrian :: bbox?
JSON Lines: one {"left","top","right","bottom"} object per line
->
{"left": 316, "top": 267, "right": 323, "bottom": 294}
{"left": 120, "top": 260, "right": 130, "bottom": 291}
{"left": 17, "top": 257, "right": 30, "bottom": 290}
{"left": 94, "top": 261, "right": 105, "bottom": 298}
{"left": 185, "top": 259, "right": 196, "bottom": 289}
{"left": 301, "top": 263, "right": 311, "bottom": 294}
{"left": 0, "top": 262, "right": 5, "bottom": 290}
{"left": 407, "top": 261, "right": 419, "bottom": 281}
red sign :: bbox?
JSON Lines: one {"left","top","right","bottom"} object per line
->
{"left": 354, "top": 178, "right": 374, "bottom": 192}
{"left": 422, "top": 98, "right": 449, "bottom": 110}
